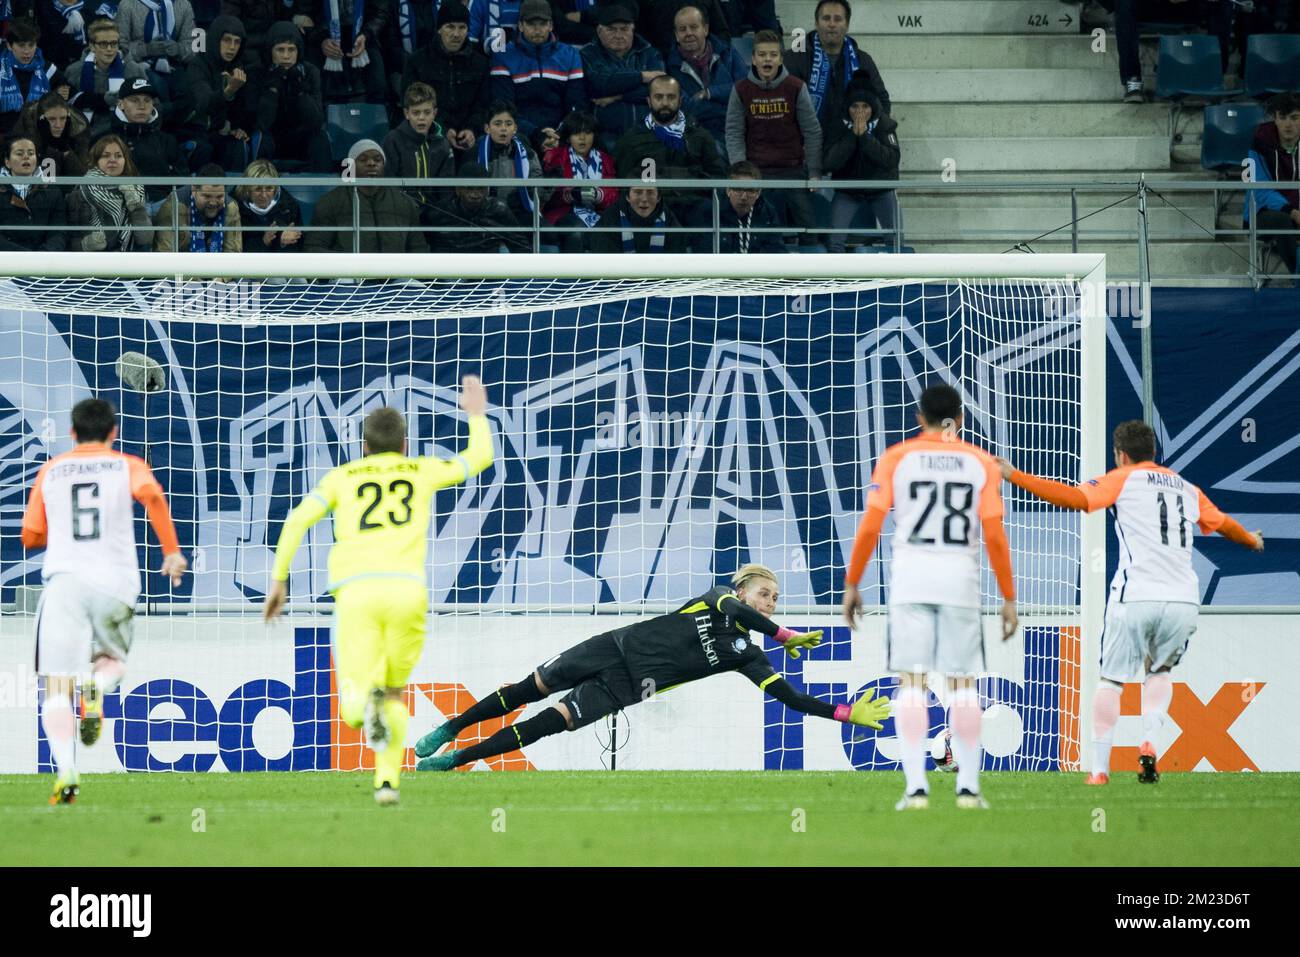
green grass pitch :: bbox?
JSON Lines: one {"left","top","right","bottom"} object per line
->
{"left": 3, "top": 771, "right": 1297, "bottom": 866}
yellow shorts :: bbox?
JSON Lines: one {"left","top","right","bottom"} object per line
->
{"left": 333, "top": 577, "right": 428, "bottom": 725}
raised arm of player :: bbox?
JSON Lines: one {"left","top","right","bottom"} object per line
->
{"left": 420, "top": 375, "right": 494, "bottom": 489}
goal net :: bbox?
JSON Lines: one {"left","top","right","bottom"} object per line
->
{"left": 0, "top": 252, "right": 1105, "bottom": 775}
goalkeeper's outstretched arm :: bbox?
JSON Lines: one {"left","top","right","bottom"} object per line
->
{"left": 752, "top": 673, "right": 891, "bottom": 730}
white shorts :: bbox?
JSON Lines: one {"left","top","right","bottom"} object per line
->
{"left": 1100, "top": 599, "right": 1197, "bottom": 683}
{"left": 887, "top": 603, "right": 984, "bottom": 676}
{"left": 35, "top": 575, "right": 136, "bottom": 677}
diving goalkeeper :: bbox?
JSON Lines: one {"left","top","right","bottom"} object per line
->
{"left": 415, "top": 562, "right": 891, "bottom": 770}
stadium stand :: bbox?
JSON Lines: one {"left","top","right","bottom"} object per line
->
{"left": 1155, "top": 35, "right": 1230, "bottom": 99}
{"left": 1245, "top": 33, "right": 1300, "bottom": 97}
{"left": 1202, "top": 102, "right": 1267, "bottom": 170}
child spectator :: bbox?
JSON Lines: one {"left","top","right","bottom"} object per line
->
{"left": 111, "top": 76, "right": 185, "bottom": 212}
{"left": 382, "top": 80, "right": 454, "bottom": 212}
{"left": 1245, "top": 92, "right": 1300, "bottom": 275}
{"left": 306, "top": 0, "right": 389, "bottom": 104}
{"left": 67, "top": 132, "right": 153, "bottom": 250}
{"left": 0, "top": 18, "right": 57, "bottom": 138}
{"left": 541, "top": 109, "right": 616, "bottom": 251}
{"left": 489, "top": 0, "right": 586, "bottom": 153}
{"left": 590, "top": 182, "right": 687, "bottom": 252}
{"left": 478, "top": 98, "right": 544, "bottom": 224}
{"left": 15, "top": 91, "right": 91, "bottom": 176}
{"left": 221, "top": 0, "right": 316, "bottom": 67}
{"left": 399, "top": 0, "right": 490, "bottom": 154}
{"left": 62, "top": 18, "right": 148, "bottom": 139}
{"left": 717, "top": 160, "right": 785, "bottom": 253}
{"left": 153, "top": 161, "right": 244, "bottom": 250}
{"left": 725, "top": 29, "right": 821, "bottom": 233}
{"left": 424, "top": 158, "right": 527, "bottom": 251}
{"left": 181, "top": 15, "right": 265, "bottom": 170}
{"left": 253, "top": 19, "right": 332, "bottom": 172}
{"left": 234, "top": 157, "right": 304, "bottom": 251}
{"left": 306, "top": 138, "right": 424, "bottom": 251}
{"left": 0, "top": 135, "right": 68, "bottom": 251}
{"left": 823, "top": 79, "right": 899, "bottom": 252}
{"left": 117, "top": 0, "right": 197, "bottom": 100}
{"left": 580, "top": 4, "right": 664, "bottom": 152}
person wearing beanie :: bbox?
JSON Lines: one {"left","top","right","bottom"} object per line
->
{"left": 116, "top": 0, "right": 198, "bottom": 101}
{"left": 177, "top": 14, "right": 268, "bottom": 170}
{"left": 822, "top": 74, "right": 899, "bottom": 253}
{"left": 423, "top": 158, "right": 526, "bottom": 252}
{"left": 489, "top": 0, "right": 587, "bottom": 152}
{"left": 252, "top": 18, "right": 333, "bottom": 172}
{"left": 153, "top": 162, "right": 245, "bottom": 251}
{"left": 61, "top": 17, "right": 149, "bottom": 141}
{"left": 725, "top": 29, "right": 822, "bottom": 236}
{"left": 399, "top": 0, "right": 491, "bottom": 153}
{"left": 304, "top": 0, "right": 389, "bottom": 105}
{"left": 382, "top": 81, "right": 455, "bottom": 211}
{"left": 220, "top": 0, "right": 317, "bottom": 68}
{"left": 110, "top": 77, "right": 185, "bottom": 211}
{"left": 307, "top": 137, "right": 424, "bottom": 252}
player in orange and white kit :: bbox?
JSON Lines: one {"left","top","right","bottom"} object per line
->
{"left": 21, "top": 398, "right": 188, "bottom": 805}
{"left": 843, "top": 385, "right": 1018, "bottom": 811}
{"left": 998, "top": 420, "right": 1263, "bottom": 786}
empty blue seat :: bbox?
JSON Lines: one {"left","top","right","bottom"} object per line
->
{"left": 1155, "top": 35, "right": 1229, "bottom": 99}
{"left": 1201, "top": 103, "right": 1267, "bottom": 170}
{"left": 1245, "top": 34, "right": 1300, "bottom": 97}
{"left": 326, "top": 103, "right": 391, "bottom": 161}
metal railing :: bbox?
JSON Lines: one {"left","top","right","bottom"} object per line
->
{"left": 4, "top": 173, "right": 1300, "bottom": 283}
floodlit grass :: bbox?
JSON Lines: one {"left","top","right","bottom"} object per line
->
{"left": 3, "top": 771, "right": 1296, "bottom": 866}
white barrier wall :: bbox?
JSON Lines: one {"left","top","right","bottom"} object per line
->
{"left": 1, "top": 612, "right": 1294, "bottom": 773}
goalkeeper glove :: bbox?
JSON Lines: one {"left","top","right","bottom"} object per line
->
{"left": 774, "top": 626, "right": 822, "bottom": 659}
{"left": 834, "top": 690, "right": 891, "bottom": 730}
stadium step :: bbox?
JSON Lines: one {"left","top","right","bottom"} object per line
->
{"left": 900, "top": 203, "right": 1218, "bottom": 240}
{"left": 901, "top": 135, "right": 1170, "bottom": 172}
{"left": 888, "top": 68, "right": 1120, "bottom": 103}
{"left": 865, "top": 33, "right": 1115, "bottom": 70}
{"left": 780, "top": 0, "right": 1083, "bottom": 35}
{"left": 912, "top": 239, "right": 1255, "bottom": 282}
{"left": 893, "top": 102, "right": 1171, "bottom": 139}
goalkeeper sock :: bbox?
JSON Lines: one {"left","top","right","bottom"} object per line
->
{"left": 42, "top": 695, "right": 77, "bottom": 779}
{"left": 1141, "top": 672, "right": 1173, "bottom": 742}
{"left": 374, "top": 697, "right": 409, "bottom": 789}
{"left": 895, "top": 686, "right": 929, "bottom": 795}
{"left": 1092, "top": 682, "right": 1122, "bottom": 775}
{"left": 950, "top": 687, "right": 982, "bottom": 795}
{"left": 448, "top": 676, "right": 546, "bottom": 735}
{"left": 451, "top": 706, "right": 567, "bottom": 768}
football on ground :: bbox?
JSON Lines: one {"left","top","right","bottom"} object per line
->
{"left": 3, "top": 771, "right": 1297, "bottom": 867}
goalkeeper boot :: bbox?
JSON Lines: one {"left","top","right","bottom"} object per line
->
{"left": 956, "top": 788, "right": 990, "bottom": 810}
{"left": 1085, "top": 772, "right": 1110, "bottom": 786}
{"left": 49, "top": 774, "right": 79, "bottom": 806}
{"left": 1137, "top": 741, "right": 1160, "bottom": 784}
{"left": 417, "top": 750, "right": 462, "bottom": 772}
{"left": 894, "top": 790, "right": 929, "bottom": 811}
{"left": 79, "top": 683, "right": 103, "bottom": 747}
{"left": 365, "top": 688, "right": 390, "bottom": 754}
{"left": 415, "top": 721, "right": 456, "bottom": 759}
{"left": 373, "top": 782, "right": 400, "bottom": 807}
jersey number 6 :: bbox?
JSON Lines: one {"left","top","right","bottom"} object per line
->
{"left": 357, "top": 479, "right": 415, "bottom": 530}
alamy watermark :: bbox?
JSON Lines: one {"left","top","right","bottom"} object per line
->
{"left": 146, "top": 277, "right": 265, "bottom": 321}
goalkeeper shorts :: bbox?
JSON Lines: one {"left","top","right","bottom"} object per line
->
{"left": 1100, "top": 599, "right": 1196, "bottom": 683}
{"left": 886, "top": 603, "right": 984, "bottom": 676}
{"left": 536, "top": 632, "right": 640, "bottom": 729}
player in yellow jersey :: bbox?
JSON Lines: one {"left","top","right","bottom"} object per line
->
{"left": 263, "top": 375, "right": 492, "bottom": 805}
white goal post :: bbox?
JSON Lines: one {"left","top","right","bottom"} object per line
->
{"left": 0, "top": 252, "right": 1105, "bottom": 773}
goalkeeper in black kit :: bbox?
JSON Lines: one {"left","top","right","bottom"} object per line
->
{"left": 415, "top": 563, "right": 891, "bottom": 770}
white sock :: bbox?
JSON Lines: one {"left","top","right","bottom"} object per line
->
{"left": 949, "top": 687, "right": 982, "bottom": 794}
{"left": 895, "top": 687, "right": 929, "bottom": 795}
{"left": 42, "top": 695, "right": 77, "bottom": 779}
{"left": 1092, "top": 683, "right": 1122, "bottom": 776}
{"left": 1142, "top": 672, "right": 1173, "bottom": 742}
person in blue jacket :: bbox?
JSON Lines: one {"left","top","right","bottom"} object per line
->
{"left": 490, "top": 0, "right": 587, "bottom": 152}
{"left": 662, "top": 3, "right": 743, "bottom": 156}
{"left": 579, "top": 4, "right": 664, "bottom": 153}
{"left": 1245, "top": 92, "right": 1300, "bottom": 275}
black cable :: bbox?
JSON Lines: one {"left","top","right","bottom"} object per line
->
{"left": 1146, "top": 185, "right": 1258, "bottom": 272}
{"left": 999, "top": 191, "right": 1140, "bottom": 253}
{"left": 594, "top": 709, "right": 631, "bottom": 770}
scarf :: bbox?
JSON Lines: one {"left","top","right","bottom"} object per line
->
{"left": 82, "top": 167, "right": 132, "bottom": 250}
{"left": 0, "top": 1, "right": 9, "bottom": 23}
{"left": 139, "top": 0, "right": 176, "bottom": 74}
{"left": 397, "top": 0, "right": 438, "bottom": 54}
{"left": 53, "top": 0, "right": 86, "bottom": 43}
{"left": 567, "top": 147, "right": 602, "bottom": 227}
{"left": 620, "top": 208, "right": 664, "bottom": 253}
{"left": 80, "top": 49, "right": 125, "bottom": 97}
{"left": 188, "top": 190, "right": 226, "bottom": 252}
{"left": 808, "top": 33, "right": 858, "bottom": 119}
{"left": 0, "top": 48, "right": 51, "bottom": 113}
{"left": 735, "top": 208, "right": 751, "bottom": 254}
{"left": 645, "top": 109, "right": 686, "bottom": 153}
{"left": 479, "top": 133, "right": 532, "bottom": 213}
{"left": 245, "top": 186, "right": 280, "bottom": 217}
{"left": 681, "top": 44, "right": 711, "bottom": 81}
{"left": 0, "top": 164, "right": 43, "bottom": 201}
{"left": 325, "top": 0, "right": 371, "bottom": 72}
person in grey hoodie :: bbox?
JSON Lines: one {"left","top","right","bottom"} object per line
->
{"left": 724, "top": 31, "right": 822, "bottom": 234}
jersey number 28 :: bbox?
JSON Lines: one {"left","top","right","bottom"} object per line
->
{"left": 907, "top": 480, "right": 974, "bottom": 546}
